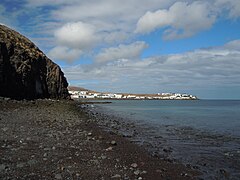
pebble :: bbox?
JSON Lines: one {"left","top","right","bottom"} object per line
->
{"left": 111, "top": 174, "right": 121, "bottom": 178}
{"left": 27, "top": 159, "right": 37, "bottom": 166}
{"left": 110, "top": 141, "right": 117, "bottom": 146}
{"left": 101, "top": 155, "right": 107, "bottom": 160}
{"left": 106, "top": 147, "right": 113, "bottom": 151}
{"left": 224, "top": 152, "right": 233, "bottom": 157}
{"left": 161, "top": 168, "right": 167, "bottom": 172}
{"left": 180, "top": 173, "right": 188, "bottom": 177}
{"left": 55, "top": 174, "right": 62, "bottom": 179}
{"left": 0, "top": 164, "right": 6, "bottom": 171}
{"left": 131, "top": 163, "right": 138, "bottom": 168}
{"left": 17, "top": 163, "right": 25, "bottom": 168}
{"left": 163, "top": 148, "right": 172, "bottom": 153}
{"left": 138, "top": 177, "right": 143, "bottom": 180}
{"left": 156, "top": 169, "right": 163, "bottom": 173}
{"left": 219, "top": 169, "right": 227, "bottom": 175}
{"left": 134, "top": 170, "right": 140, "bottom": 175}
{"left": 87, "top": 132, "right": 92, "bottom": 136}
{"left": 2, "top": 127, "right": 8, "bottom": 132}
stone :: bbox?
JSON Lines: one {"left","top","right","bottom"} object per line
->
{"left": 163, "top": 148, "right": 172, "bottom": 153}
{"left": 111, "top": 174, "right": 121, "bottom": 178}
{"left": 131, "top": 163, "right": 138, "bottom": 168}
{"left": 0, "top": 25, "right": 69, "bottom": 100}
{"left": 219, "top": 169, "right": 227, "bottom": 175}
{"left": 2, "top": 127, "right": 8, "bottom": 132}
{"left": 27, "top": 159, "right": 37, "bottom": 166}
{"left": 101, "top": 155, "right": 107, "bottom": 160}
{"left": 17, "top": 163, "right": 25, "bottom": 168}
{"left": 180, "top": 173, "right": 188, "bottom": 177}
{"left": 134, "top": 170, "right": 140, "bottom": 175}
{"left": 110, "top": 140, "right": 117, "bottom": 145}
{"left": 106, "top": 147, "right": 113, "bottom": 151}
{"left": 0, "top": 164, "right": 6, "bottom": 171}
{"left": 55, "top": 174, "right": 62, "bottom": 179}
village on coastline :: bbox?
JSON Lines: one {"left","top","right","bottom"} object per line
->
{"left": 68, "top": 87, "right": 198, "bottom": 100}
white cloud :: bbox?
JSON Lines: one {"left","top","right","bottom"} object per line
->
{"left": 48, "top": 46, "right": 82, "bottom": 62}
{"left": 103, "top": 31, "right": 129, "bottom": 44}
{"left": 95, "top": 41, "right": 148, "bottom": 63}
{"left": 215, "top": 0, "right": 240, "bottom": 19}
{"left": 136, "top": 1, "right": 216, "bottom": 39}
{"left": 54, "top": 21, "right": 99, "bottom": 49}
{"left": 52, "top": 0, "right": 173, "bottom": 30}
{"left": 63, "top": 40, "right": 240, "bottom": 94}
{"left": 224, "top": 40, "right": 240, "bottom": 50}
{"left": 21, "top": 0, "right": 174, "bottom": 62}
{"left": 16, "top": 0, "right": 240, "bottom": 64}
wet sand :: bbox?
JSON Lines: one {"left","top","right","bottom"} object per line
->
{"left": 0, "top": 99, "right": 198, "bottom": 179}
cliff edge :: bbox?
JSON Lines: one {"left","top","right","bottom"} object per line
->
{"left": 0, "top": 25, "right": 69, "bottom": 100}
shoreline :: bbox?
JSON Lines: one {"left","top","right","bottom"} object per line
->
{"left": 84, "top": 100, "right": 240, "bottom": 180}
{"left": 0, "top": 99, "right": 199, "bottom": 179}
{"left": 74, "top": 98, "right": 199, "bottom": 101}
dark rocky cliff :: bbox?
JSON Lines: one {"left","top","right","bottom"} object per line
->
{"left": 0, "top": 25, "right": 69, "bottom": 100}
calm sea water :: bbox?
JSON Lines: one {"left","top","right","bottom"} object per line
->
{"left": 91, "top": 100, "right": 240, "bottom": 179}
{"left": 97, "top": 100, "right": 240, "bottom": 136}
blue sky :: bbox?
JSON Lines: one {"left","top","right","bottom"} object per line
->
{"left": 1, "top": 0, "right": 240, "bottom": 99}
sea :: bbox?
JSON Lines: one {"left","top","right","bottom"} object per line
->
{"left": 88, "top": 100, "right": 240, "bottom": 179}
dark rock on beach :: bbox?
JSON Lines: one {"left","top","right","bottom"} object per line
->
{"left": 0, "top": 25, "right": 69, "bottom": 100}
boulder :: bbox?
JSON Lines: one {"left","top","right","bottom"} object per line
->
{"left": 0, "top": 25, "right": 69, "bottom": 100}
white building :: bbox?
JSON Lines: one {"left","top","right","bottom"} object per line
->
{"left": 114, "top": 94, "right": 122, "bottom": 99}
{"left": 80, "top": 91, "right": 88, "bottom": 95}
{"left": 71, "top": 94, "right": 80, "bottom": 99}
{"left": 127, "top": 95, "right": 136, "bottom": 99}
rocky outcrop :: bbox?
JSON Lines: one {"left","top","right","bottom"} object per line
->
{"left": 0, "top": 25, "right": 69, "bottom": 100}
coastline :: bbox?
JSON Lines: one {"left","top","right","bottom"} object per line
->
{"left": 81, "top": 99, "right": 240, "bottom": 180}
{"left": 0, "top": 99, "right": 199, "bottom": 179}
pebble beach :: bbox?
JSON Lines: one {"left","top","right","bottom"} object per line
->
{"left": 0, "top": 99, "right": 198, "bottom": 179}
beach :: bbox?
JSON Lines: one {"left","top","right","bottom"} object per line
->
{"left": 0, "top": 99, "right": 198, "bottom": 179}
{"left": 86, "top": 100, "right": 240, "bottom": 180}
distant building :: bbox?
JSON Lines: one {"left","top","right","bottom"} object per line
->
{"left": 69, "top": 88, "right": 197, "bottom": 100}
{"left": 80, "top": 91, "right": 88, "bottom": 95}
{"left": 114, "top": 94, "right": 122, "bottom": 99}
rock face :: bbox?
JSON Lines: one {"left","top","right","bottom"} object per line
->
{"left": 0, "top": 25, "right": 69, "bottom": 100}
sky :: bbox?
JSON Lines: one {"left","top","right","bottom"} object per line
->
{"left": 1, "top": 0, "right": 240, "bottom": 99}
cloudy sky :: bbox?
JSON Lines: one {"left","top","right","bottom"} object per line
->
{"left": 1, "top": 0, "right": 240, "bottom": 99}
